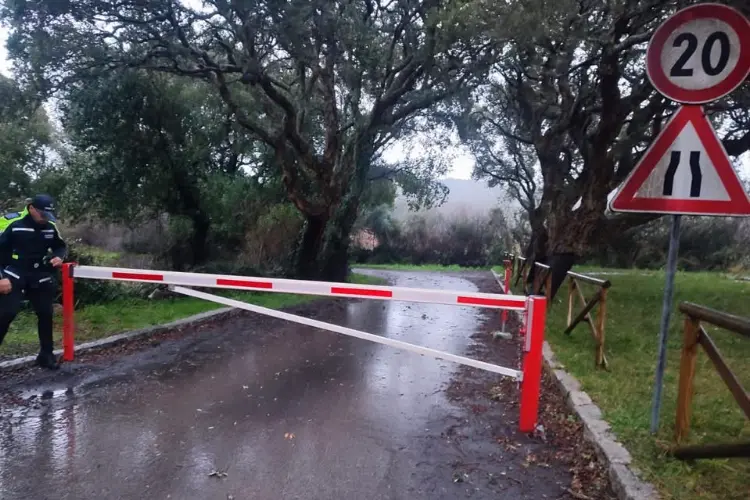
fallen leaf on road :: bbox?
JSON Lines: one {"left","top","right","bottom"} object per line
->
{"left": 452, "top": 471, "right": 467, "bottom": 483}
{"left": 284, "top": 432, "right": 295, "bottom": 440}
{"left": 208, "top": 470, "right": 228, "bottom": 478}
{"left": 566, "top": 488, "right": 594, "bottom": 500}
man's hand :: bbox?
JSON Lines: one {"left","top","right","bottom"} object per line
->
{"left": 49, "top": 257, "right": 63, "bottom": 268}
{"left": 0, "top": 278, "right": 11, "bottom": 295}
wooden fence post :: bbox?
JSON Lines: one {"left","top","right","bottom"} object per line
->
{"left": 675, "top": 314, "right": 702, "bottom": 442}
{"left": 596, "top": 287, "right": 608, "bottom": 368}
{"left": 567, "top": 278, "right": 576, "bottom": 327}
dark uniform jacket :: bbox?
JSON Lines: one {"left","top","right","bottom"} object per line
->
{"left": 0, "top": 214, "right": 67, "bottom": 285}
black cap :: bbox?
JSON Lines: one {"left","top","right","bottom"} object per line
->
{"left": 29, "top": 194, "right": 57, "bottom": 222}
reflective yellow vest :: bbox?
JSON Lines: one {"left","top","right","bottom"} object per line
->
{"left": 1, "top": 207, "right": 30, "bottom": 261}
{"left": 0, "top": 207, "right": 28, "bottom": 233}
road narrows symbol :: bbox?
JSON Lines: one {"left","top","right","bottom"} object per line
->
{"left": 663, "top": 151, "right": 680, "bottom": 196}
{"left": 689, "top": 151, "right": 702, "bottom": 197}
{"left": 662, "top": 151, "right": 704, "bottom": 198}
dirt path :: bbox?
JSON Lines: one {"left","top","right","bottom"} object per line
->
{"left": 0, "top": 270, "right": 613, "bottom": 500}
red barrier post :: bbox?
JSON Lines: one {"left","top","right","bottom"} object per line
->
{"left": 62, "top": 263, "right": 75, "bottom": 362}
{"left": 518, "top": 295, "right": 547, "bottom": 432}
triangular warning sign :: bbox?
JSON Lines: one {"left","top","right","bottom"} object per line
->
{"left": 609, "top": 105, "right": 750, "bottom": 216}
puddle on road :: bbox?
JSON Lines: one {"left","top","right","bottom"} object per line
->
{"left": 20, "top": 386, "right": 76, "bottom": 402}
{"left": 0, "top": 271, "right": 487, "bottom": 499}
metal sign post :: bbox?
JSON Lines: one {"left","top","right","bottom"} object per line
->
{"left": 650, "top": 214, "right": 681, "bottom": 433}
{"left": 609, "top": 3, "right": 750, "bottom": 434}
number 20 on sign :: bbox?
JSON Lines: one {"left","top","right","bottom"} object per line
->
{"left": 609, "top": 3, "right": 750, "bottom": 435}
{"left": 646, "top": 2, "right": 750, "bottom": 104}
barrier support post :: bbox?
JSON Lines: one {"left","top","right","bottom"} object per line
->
{"left": 492, "top": 259, "right": 514, "bottom": 340}
{"left": 519, "top": 295, "right": 547, "bottom": 432}
{"left": 503, "top": 259, "right": 512, "bottom": 294}
{"left": 501, "top": 259, "right": 512, "bottom": 326}
{"left": 62, "top": 262, "right": 75, "bottom": 362}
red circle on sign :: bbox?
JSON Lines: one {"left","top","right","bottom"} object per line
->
{"left": 646, "top": 3, "right": 750, "bottom": 104}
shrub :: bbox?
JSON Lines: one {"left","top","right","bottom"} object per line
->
{"left": 57, "top": 243, "right": 151, "bottom": 308}
{"left": 352, "top": 208, "right": 512, "bottom": 267}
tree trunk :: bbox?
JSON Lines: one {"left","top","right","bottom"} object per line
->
{"left": 190, "top": 212, "right": 211, "bottom": 266}
{"left": 524, "top": 209, "right": 549, "bottom": 294}
{"left": 295, "top": 214, "right": 328, "bottom": 279}
{"left": 289, "top": 136, "right": 373, "bottom": 281}
{"left": 319, "top": 196, "right": 361, "bottom": 282}
{"left": 171, "top": 167, "right": 211, "bottom": 268}
{"left": 293, "top": 203, "right": 359, "bottom": 282}
{"left": 547, "top": 252, "right": 577, "bottom": 300}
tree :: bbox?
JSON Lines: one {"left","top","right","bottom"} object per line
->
{"left": 0, "top": 75, "right": 54, "bottom": 208}
{"left": 463, "top": 0, "right": 750, "bottom": 297}
{"left": 60, "top": 70, "right": 258, "bottom": 269}
{"left": 4, "top": 0, "right": 497, "bottom": 281}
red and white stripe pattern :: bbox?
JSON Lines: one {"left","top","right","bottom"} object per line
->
{"left": 171, "top": 285, "right": 525, "bottom": 380}
{"left": 72, "top": 265, "right": 528, "bottom": 310}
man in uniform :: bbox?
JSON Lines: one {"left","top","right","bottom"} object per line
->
{"left": 0, "top": 194, "right": 67, "bottom": 369}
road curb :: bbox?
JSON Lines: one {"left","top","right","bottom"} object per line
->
{"left": 541, "top": 342, "right": 660, "bottom": 500}
{"left": 0, "top": 306, "right": 241, "bottom": 373}
{"left": 490, "top": 270, "right": 659, "bottom": 500}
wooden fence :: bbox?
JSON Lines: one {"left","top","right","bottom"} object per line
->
{"left": 565, "top": 271, "right": 611, "bottom": 369}
{"left": 504, "top": 254, "right": 611, "bottom": 368}
{"left": 672, "top": 302, "right": 750, "bottom": 460}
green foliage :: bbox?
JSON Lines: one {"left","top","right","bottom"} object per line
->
{"left": 58, "top": 69, "right": 263, "bottom": 267}
{"left": 0, "top": 75, "right": 54, "bottom": 206}
{"left": 587, "top": 217, "right": 750, "bottom": 272}
{"left": 3, "top": 0, "right": 495, "bottom": 280}
{"left": 61, "top": 70, "right": 249, "bottom": 220}
{"left": 62, "top": 244, "right": 148, "bottom": 306}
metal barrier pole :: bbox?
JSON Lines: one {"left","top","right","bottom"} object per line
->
{"left": 62, "top": 262, "right": 76, "bottom": 362}
{"left": 519, "top": 295, "right": 547, "bottom": 432}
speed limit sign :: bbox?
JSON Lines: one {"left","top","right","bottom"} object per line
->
{"left": 646, "top": 3, "right": 750, "bottom": 104}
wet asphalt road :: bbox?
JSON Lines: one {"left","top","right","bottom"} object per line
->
{"left": 0, "top": 271, "right": 568, "bottom": 500}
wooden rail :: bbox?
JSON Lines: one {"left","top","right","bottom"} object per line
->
{"left": 505, "top": 254, "right": 611, "bottom": 369}
{"left": 565, "top": 273, "right": 611, "bottom": 369}
{"left": 673, "top": 301, "right": 750, "bottom": 460}
{"left": 511, "top": 254, "right": 528, "bottom": 289}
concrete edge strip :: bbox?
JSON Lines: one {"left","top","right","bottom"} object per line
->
{"left": 493, "top": 272, "right": 659, "bottom": 500}
{"left": 540, "top": 340, "right": 660, "bottom": 500}
{"left": 0, "top": 306, "right": 241, "bottom": 373}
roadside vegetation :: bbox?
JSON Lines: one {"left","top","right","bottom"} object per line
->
{"left": 531, "top": 267, "right": 749, "bottom": 500}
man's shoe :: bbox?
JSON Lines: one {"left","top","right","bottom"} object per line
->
{"left": 36, "top": 352, "right": 60, "bottom": 370}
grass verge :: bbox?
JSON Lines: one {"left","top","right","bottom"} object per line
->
{"left": 1, "top": 273, "right": 386, "bottom": 360}
{"left": 543, "top": 268, "right": 749, "bottom": 500}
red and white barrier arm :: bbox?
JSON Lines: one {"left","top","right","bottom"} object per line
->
{"left": 70, "top": 265, "right": 528, "bottom": 310}
{"left": 60, "top": 263, "right": 548, "bottom": 433}
{"left": 171, "top": 285, "right": 524, "bottom": 380}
